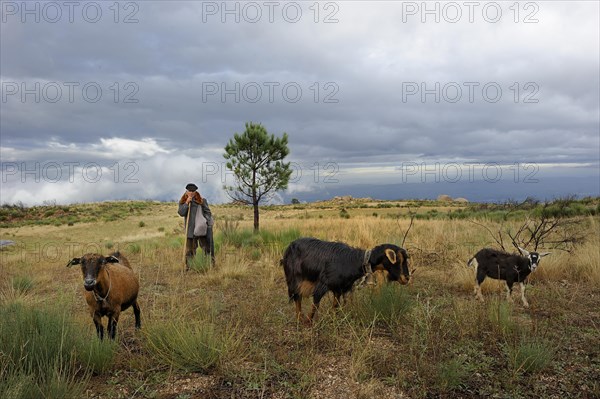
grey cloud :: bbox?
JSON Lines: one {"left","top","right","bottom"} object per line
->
{"left": 1, "top": 1, "right": 598, "bottom": 204}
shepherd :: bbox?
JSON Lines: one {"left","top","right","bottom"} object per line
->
{"left": 178, "top": 183, "right": 215, "bottom": 270}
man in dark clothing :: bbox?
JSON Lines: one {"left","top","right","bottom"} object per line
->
{"left": 178, "top": 183, "right": 215, "bottom": 269}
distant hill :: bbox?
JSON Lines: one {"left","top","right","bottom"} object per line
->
{"left": 281, "top": 176, "right": 600, "bottom": 204}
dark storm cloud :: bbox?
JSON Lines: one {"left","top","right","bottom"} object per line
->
{"left": 1, "top": 1, "right": 598, "bottom": 204}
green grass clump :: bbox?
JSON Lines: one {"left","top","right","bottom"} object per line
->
{"left": 11, "top": 276, "right": 34, "bottom": 294}
{"left": 77, "top": 339, "right": 118, "bottom": 375}
{"left": 506, "top": 338, "right": 554, "bottom": 375}
{"left": 250, "top": 249, "right": 262, "bottom": 261}
{"left": 224, "top": 229, "right": 257, "bottom": 248}
{"left": 0, "top": 303, "right": 77, "bottom": 374}
{"left": 353, "top": 284, "right": 413, "bottom": 327}
{"left": 487, "top": 300, "right": 516, "bottom": 337}
{"left": 259, "top": 228, "right": 301, "bottom": 253}
{"left": 188, "top": 253, "right": 212, "bottom": 273}
{"left": 0, "top": 303, "right": 91, "bottom": 398}
{"left": 224, "top": 228, "right": 301, "bottom": 251}
{"left": 435, "top": 356, "right": 474, "bottom": 391}
{"left": 143, "top": 320, "right": 242, "bottom": 373}
{"left": 128, "top": 243, "right": 141, "bottom": 254}
{"left": 168, "top": 237, "right": 184, "bottom": 248}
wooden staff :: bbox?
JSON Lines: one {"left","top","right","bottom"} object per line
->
{"left": 183, "top": 202, "right": 191, "bottom": 271}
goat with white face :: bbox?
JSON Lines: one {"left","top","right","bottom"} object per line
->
{"left": 468, "top": 247, "right": 550, "bottom": 307}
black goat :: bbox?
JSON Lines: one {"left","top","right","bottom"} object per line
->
{"left": 282, "top": 237, "right": 410, "bottom": 323}
{"left": 67, "top": 251, "right": 141, "bottom": 339}
{"left": 468, "top": 247, "right": 550, "bottom": 307}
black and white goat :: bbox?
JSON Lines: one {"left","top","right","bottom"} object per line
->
{"left": 467, "top": 247, "right": 550, "bottom": 307}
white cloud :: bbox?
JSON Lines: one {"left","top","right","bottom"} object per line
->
{"left": 94, "top": 137, "right": 171, "bottom": 158}
{"left": 1, "top": 138, "right": 229, "bottom": 206}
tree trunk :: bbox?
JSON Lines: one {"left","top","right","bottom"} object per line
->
{"left": 253, "top": 200, "right": 259, "bottom": 232}
{"left": 252, "top": 169, "right": 259, "bottom": 232}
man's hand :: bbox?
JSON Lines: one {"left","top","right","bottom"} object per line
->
{"left": 186, "top": 193, "right": 193, "bottom": 204}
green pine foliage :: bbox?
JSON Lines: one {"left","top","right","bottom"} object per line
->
{"left": 223, "top": 122, "right": 292, "bottom": 231}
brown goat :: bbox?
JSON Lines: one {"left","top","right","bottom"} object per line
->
{"left": 67, "top": 251, "right": 140, "bottom": 340}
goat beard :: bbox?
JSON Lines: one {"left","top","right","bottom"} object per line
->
{"left": 179, "top": 192, "right": 203, "bottom": 205}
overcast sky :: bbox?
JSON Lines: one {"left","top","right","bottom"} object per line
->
{"left": 1, "top": 1, "right": 599, "bottom": 205}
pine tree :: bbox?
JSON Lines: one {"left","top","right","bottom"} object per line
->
{"left": 223, "top": 122, "right": 292, "bottom": 232}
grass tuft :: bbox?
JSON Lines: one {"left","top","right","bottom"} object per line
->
{"left": 188, "top": 253, "right": 213, "bottom": 273}
{"left": 352, "top": 283, "right": 414, "bottom": 328}
{"left": 77, "top": 338, "right": 118, "bottom": 375}
{"left": 506, "top": 337, "right": 554, "bottom": 375}
{"left": 0, "top": 302, "right": 106, "bottom": 397}
{"left": 127, "top": 243, "right": 141, "bottom": 254}
{"left": 436, "top": 356, "right": 474, "bottom": 391}
{"left": 168, "top": 236, "right": 184, "bottom": 248}
{"left": 11, "top": 276, "right": 34, "bottom": 294}
{"left": 487, "top": 300, "right": 516, "bottom": 337}
{"left": 143, "top": 320, "right": 243, "bottom": 373}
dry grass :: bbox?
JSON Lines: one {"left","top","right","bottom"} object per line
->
{"left": 1, "top": 200, "right": 599, "bottom": 398}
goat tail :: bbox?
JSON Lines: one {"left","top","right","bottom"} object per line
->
{"left": 467, "top": 257, "right": 477, "bottom": 268}
{"left": 281, "top": 241, "right": 303, "bottom": 302}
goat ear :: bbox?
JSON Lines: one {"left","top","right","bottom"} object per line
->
{"left": 66, "top": 258, "right": 81, "bottom": 268}
{"left": 396, "top": 250, "right": 405, "bottom": 265}
{"left": 518, "top": 246, "right": 530, "bottom": 256}
{"left": 385, "top": 248, "right": 397, "bottom": 264}
{"left": 539, "top": 252, "right": 551, "bottom": 257}
{"left": 104, "top": 256, "right": 120, "bottom": 263}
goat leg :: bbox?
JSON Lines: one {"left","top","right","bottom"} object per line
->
{"left": 294, "top": 298, "right": 305, "bottom": 323}
{"left": 307, "top": 302, "right": 319, "bottom": 325}
{"left": 107, "top": 317, "right": 118, "bottom": 340}
{"left": 133, "top": 301, "right": 141, "bottom": 329}
{"left": 308, "top": 284, "right": 328, "bottom": 323}
{"left": 93, "top": 313, "right": 104, "bottom": 340}
{"left": 505, "top": 281, "right": 515, "bottom": 303}
{"left": 108, "top": 310, "right": 121, "bottom": 340}
{"left": 520, "top": 282, "right": 529, "bottom": 308}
